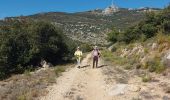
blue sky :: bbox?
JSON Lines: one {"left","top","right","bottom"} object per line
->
{"left": 0, "top": 0, "right": 170, "bottom": 19}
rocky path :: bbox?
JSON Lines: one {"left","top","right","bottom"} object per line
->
{"left": 40, "top": 53, "right": 170, "bottom": 100}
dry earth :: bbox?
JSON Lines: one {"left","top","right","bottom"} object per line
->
{"left": 40, "top": 53, "right": 170, "bottom": 100}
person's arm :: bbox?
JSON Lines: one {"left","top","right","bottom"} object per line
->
{"left": 74, "top": 51, "right": 78, "bottom": 58}
{"left": 98, "top": 50, "right": 101, "bottom": 57}
{"left": 80, "top": 51, "right": 83, "bottom": 57}
{"left": 74, "top": 51, "right": 76, "bottom": 56}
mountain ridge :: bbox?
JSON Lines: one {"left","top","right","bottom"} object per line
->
{"left": 0, "top": 7, "right": 161, "bottom": 45}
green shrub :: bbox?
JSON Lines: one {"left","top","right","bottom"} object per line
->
{"left": 0, "top": 70, "right": 5, "bottom": 79}
{"left": 107, "top": 4, "right": 170, "bottom": 44}
{"left": 145, "top": 57, "right": 166, "bottom": 73}
{"left": 155, "top": 63, "right": 166, "bottom": 73}
{"left": 111, "top": 46, "right": 117, "bottom": 52}
{"left": 148, "top": 64, "right": 156, "bottom": 72}
{"left": 54, "top": 67, "right": 65, "bottom": 76}
{"left": 142, "top": 74, "right": 151, "bottom": 82}
{"left": 141, "top": 24, "right": 157, "bottom": 38}
{"left": 107, "top": 28, "right": 120, "bottom": 43}
{"left": 0, "top": 20, "right": 76, "bottom": 79}
{"left": 47, "top": 77, "right": 56, "bottom": 83}
{"left": 124, "top": 64, "right": 133, "bottom": 70}
{"left": 122, "top": 26, "right": 142, "bottom": 43}
{"left": 114, "top": 57, "right": 128, "bottom": 65}
{"left": 145, "top": 60, "right": 157, "bottom": 72}
{"left": 135, "top": 63, "right": 142, "bottom": 69}
{"left": 102, "top": 50, "right": 113, "bottom": 58}
{"left": 163, "top": 20, "right": 170, "bottom": 34}
{"left": 17, "top": 95, "right": 26, "bottom": 100}
{"left": 144, "top": 48, "right": 149, "bottom": 54}
{"left": 80, "top": 43, "right": 93, "bottom": 52}
{"left": 24, "top": 69, "right": 31, "bottom": 76}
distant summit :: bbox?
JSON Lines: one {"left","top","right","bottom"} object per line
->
{"left": 102, "top": 4, "right": 119, "bottom": 15}
{"left": 102, "top": 1, "right": 119, "bottom": 15}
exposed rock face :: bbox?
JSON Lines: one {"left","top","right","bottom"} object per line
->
{"left": 120, "top": 44, "right": 144, "bottom": 58}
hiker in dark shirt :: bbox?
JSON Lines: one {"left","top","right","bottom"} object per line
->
{"left": 92, "top": 46, "right": 100, "bottom": 68}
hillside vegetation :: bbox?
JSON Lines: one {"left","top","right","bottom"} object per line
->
{"left": 0, "top": 20, "right": 78, "bottom": 79}
{"left": 0, "top": 7, "right": 162, "bottom": 79}
{"left": 1, "top": 8, "right": 147, "bottom": 45}
{"left": 108, "top": 5, "right": 170, "bottom": 44}
{"left": 0, "top": 5, "right": 169, "bottom": 100}
{"left": 107, "top": 5, "right": 170, "bottom": 74}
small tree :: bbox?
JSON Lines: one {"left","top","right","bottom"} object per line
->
{"left": 0, "top": 20, "right": 76, "bottom": 79}
{"left": 141, "top": 24, "right": 157, "bottom": 38}
{"left": 122, "top": 26, "right": 142, "bottom": 43}
{"left": 107, "top": 28, "right": 120, "bottom": 43}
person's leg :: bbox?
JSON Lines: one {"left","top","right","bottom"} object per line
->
{"left": 78, "top": 57, "right": 81, "bottom": 68}
{"left": 93, "top": 57, "right": 95, "bottom": 68}
{"left": 76, "top": 59, "right": 79, "bottom": 67}
{"left": 94, "top": 56, "right": 98, "bottom": 68}
{"left": 96, "top": 57, "right": 98, "bottom": 68}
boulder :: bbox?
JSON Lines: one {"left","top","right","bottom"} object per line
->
{"left": 163, "top": 96, "right": 170, "bottom": 100}
{"left": 40, "top": 60, "right": 53, "bottom": 68}
{"left": 162, "top": 50, "right": 170, "bottom": 67}
{"left": 151, "top": 43, "right": 158, "bottom": 50}
{"left": 108, "top": 84, "right": 128, "bottom": 96}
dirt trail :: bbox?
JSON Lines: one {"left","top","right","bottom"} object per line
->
{"left": 40, "top": 53, "right": 170, "bottom": 100}
{"left": 40, "top": 53, "right": 111, "bottom": 100}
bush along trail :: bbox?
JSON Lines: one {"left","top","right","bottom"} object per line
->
{"left": 40, "top": 50, "right": 170, "bottom": 100}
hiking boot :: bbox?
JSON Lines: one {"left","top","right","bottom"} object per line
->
{"left": 78, "top": 66, "right": 80, "bottom": 68}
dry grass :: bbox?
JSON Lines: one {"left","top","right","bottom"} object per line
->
{"left": 102, "top": 49, "right": 129, "bottom": 66}
{"left": 106, "top": 39, "right": 168, "bottom": 74}
{"left": 0, "top": 64, "right": 73, "bottom": 100}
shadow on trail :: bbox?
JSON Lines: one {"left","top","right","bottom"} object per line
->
{"left": 80, "top": 65, "right": 90, "bottom": 68}
{"left": 78, "top": 64, "right": 108, "bottom": 69}
{"left": 97, "top": 65, "right": 108, "bottom": 68}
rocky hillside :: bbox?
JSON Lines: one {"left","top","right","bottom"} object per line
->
{"left": 1, "top": 7, "right": 160, "bottom": 45}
